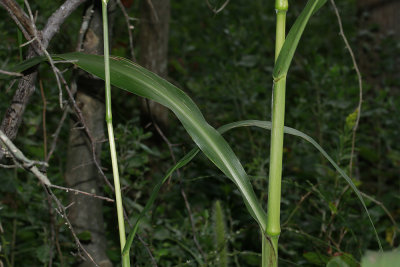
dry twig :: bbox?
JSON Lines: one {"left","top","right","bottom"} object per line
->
{"left": 76, "top": 3, "right": 94, "bottom": 52}
{"left": 0, "top": 69, "right": 23, "bottom": 77}
{"left": 330, "top": 0, "right": 363, "bottom": 178}
{"left": 45, "top": 106, "right": 69, "bottom": 162}
{"left": 0, "top": 129, "right": 51, "bottom": 185}
{"left": 49, "top": 184, "right": 115, "bottom": 202}
{"left": 45, "top": 185, "right": 100, "bottom": 267}
{"left": 39, "top": 78, "right": 47, "bottom": 158}
{"left": 116, "top": 0, "right": 136, "bottom": 61}
{"left": 206, "top": 0, "right": 230, "bottom": 14}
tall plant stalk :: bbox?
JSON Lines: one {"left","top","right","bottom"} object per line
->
{"left": 263, "top": 0, "right": 288, "bottom": 266}
{"left": 101, "top": 1, "right": 130, "bottom": 266}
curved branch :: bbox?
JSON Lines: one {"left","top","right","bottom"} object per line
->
{"left": 42, "top": 0, "right": 87, "bottom": 47}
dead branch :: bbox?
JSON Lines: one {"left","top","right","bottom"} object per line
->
{"left": 42, "top": 0, "right": 87, "bottom": 48}
{"left": 49, "top": 184, "right": 115, "bottom": 202}
{"left": 145, "top": 0, "right": 159, "bottom": 22}
{"left": 0, "top": 129, "right": 51, "bottom": 185}
{"left": 1, "top": 1, "right": 115, "bottom": 195}
{"left": 0, "top": 69, "right": 23, "bottom": 77}
{"left": 116, "top": 0, "right": 136, "bottom": 60}
{"left": 76, "top": 3, "right": 94, "bottom": 52}
{"left": 45, "top": 186, "right": 100, "bottom": 267}
{"left": 206, "top": 0, "right": 230, "bottom": 14}
{"left": 0, "top": 0, "right": 86, "bottom": 158}
{"left": 0, "top": 0, "right": 36, "bottom": 41}
{"left": 45, "top": 106, "right": 69, "bottom": 162}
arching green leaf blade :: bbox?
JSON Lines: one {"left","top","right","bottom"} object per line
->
{"left": 219, "top": 120, "right": 382, "bottom": 250}
{"left": 56, "top": 53, "right": 267, "bottom": 231}
{"left": 8, "top": 52, "right": 267, "bottom": 231}
{"left": 123, "top": 120, "right": 382, "bottom": 255}
{"left": 1, "top": 52, "right": 268, "bottom": 250}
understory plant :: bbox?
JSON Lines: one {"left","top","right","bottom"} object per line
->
{"left": 213, "top": 200, "right": 229, "bottom": 267}
{"left": 1, "top": 0, "right": 383, "bottom": 266}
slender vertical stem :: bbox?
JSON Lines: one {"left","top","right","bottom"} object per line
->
{"left": 101, "top": 1, "right": 130, "bottom": 266}
{"left": 267, "top": 11, "right": 287, "bottom": 237}
{"left": 263, "top": 0, "right": 288, "bottom": 266}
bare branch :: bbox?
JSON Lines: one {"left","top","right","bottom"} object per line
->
{"left": 19, "top": 36, "right": 37, "bottom": 47}
{"left": 360, "top": 192, "right": 398, "bottom": 230}
{"left": 76, "top": 3, "right": 94, "bottom": 51}
{"left": 39, "top": 78, "right": 48, "bottom": 159}
{"left": 42, "top": 0, "right": 87, "bottom": 48}
{"left": 206, "top": 0, "right": 230, "bottom": 14}
{"left": 24, "top": 0, "right": 65, "bottom": 108}
{"left": 46, "top": 106, "right": 69, "bottom": 162}
{"left": 48, "top": 184, "right": 115, "bottom": 202}
{"left": 0, "top": 0, "right": 35, "bottom": 40}
{"left": 145, "top": 0, "right": 159, "bottom": 22}
{"left": 116, "top": 0, "right": 136, "bottom": 60}
{"left": 45, "top": 186, "right": 99, "bottom": 267}
{"left": 138, "top": 235, "right": 158, "bottom": 267}
{"left": 0, "top": 70, "right": 37, "bottom": 144}
{"left": 0, "top": 128, "right": 113, "bottom": 203}
{"left": 0, "top": 69, "right": 23, "bottom": 77}
{"left": 0, "top": 163, "right": 17, "bottom": 168}
{"left": 0, "top": 129, "right": 51, "bottom": 185}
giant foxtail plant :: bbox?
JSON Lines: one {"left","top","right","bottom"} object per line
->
{"left": 1, "top": 0, "right": 382, "bottom": 265}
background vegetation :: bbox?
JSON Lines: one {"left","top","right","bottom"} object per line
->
{"left": 0, "top": 0, "right": 399, "bottom": 266}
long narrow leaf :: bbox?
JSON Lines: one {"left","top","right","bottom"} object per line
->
{"left": 3, "top": 53, "right": 268, "bottom": 233}
{"left": 0, "top": 55, "right": 45, "bottom": 79}
{"left": 219, "top": 120, "right": 382, "bottom": 250}
{"left": 273, "top": 0, "right": 327, "bottom": 79}
{"left": 124, "top": 120, "right": 382, "bottom": 255}
{"left": 122, "top": 148, "right": 199, "bottom": 256}
{"left": 59, "top": 53, "right": 268, "bottom": 230}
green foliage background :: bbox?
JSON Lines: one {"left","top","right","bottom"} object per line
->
{"left": 0, "top": 0, "right": 399, "bottom": 266}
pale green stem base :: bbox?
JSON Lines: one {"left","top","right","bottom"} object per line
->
{"left": 107, "top": 123, "right": 130, "bottom": 267}
{"left": 262, "top": 234, "right": 278, "bottom": 267}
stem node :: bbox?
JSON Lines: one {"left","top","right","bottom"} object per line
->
{"left": 275, "top": 0, "right": 288, "bottom": 11}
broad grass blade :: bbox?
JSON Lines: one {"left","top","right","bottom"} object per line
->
{"left": 2, "top": 53, "right": 268, "bottom": 234}
{"left": 124, "top": 120, "right": 382, "bottom": 254}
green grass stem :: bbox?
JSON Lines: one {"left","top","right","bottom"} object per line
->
{"left": 102, "top": 1, "right": 130, "bottom": 266}
{"left": 263, "top": 1, "right": 288, "bottom": 266}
